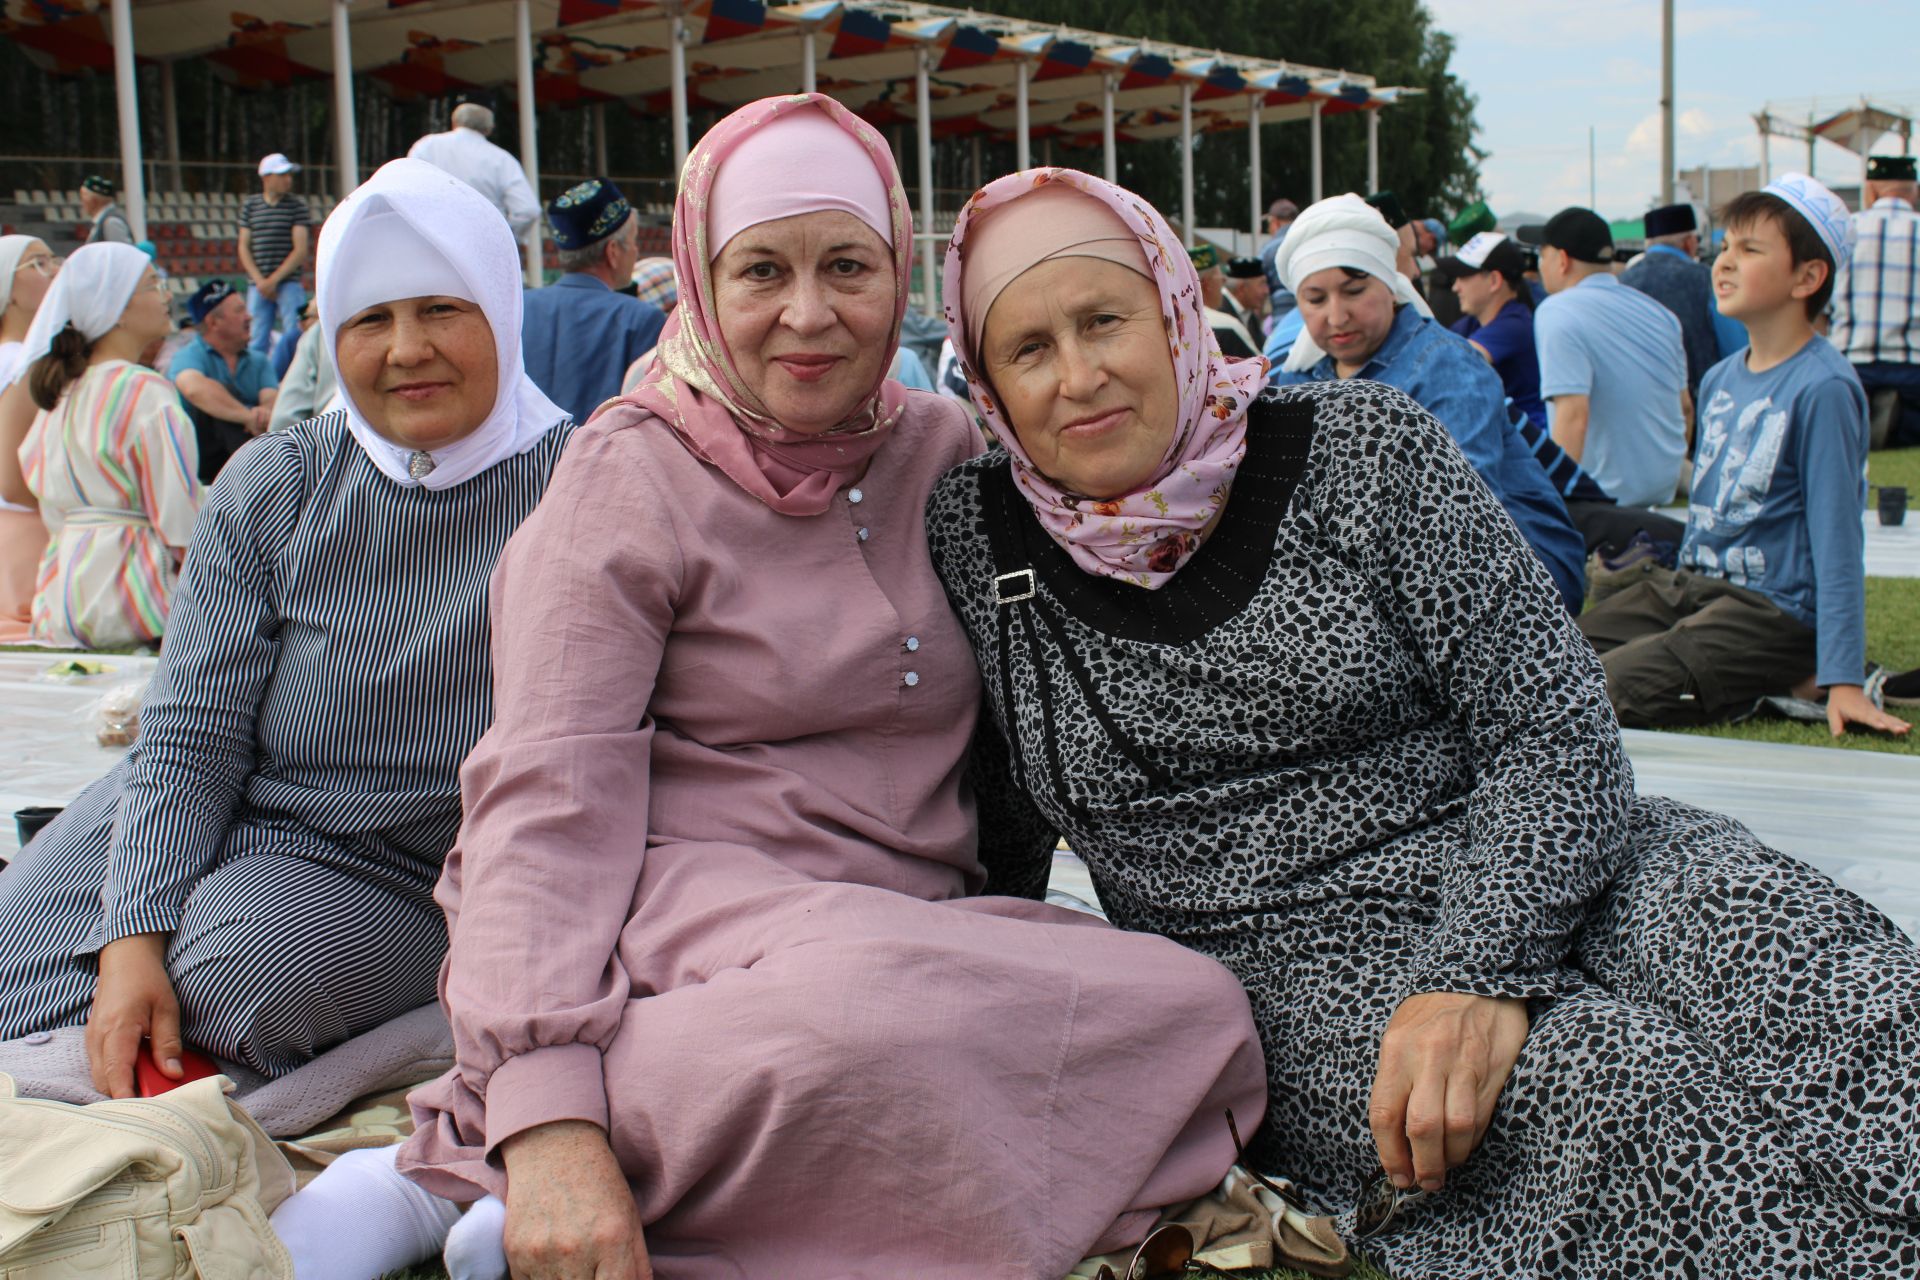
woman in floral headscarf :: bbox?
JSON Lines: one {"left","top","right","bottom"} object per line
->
{"left": 924, "top": 168, "right": 1920, "bottom": 1279}
{"left": 386, "top": 95, "right": 1263, "bottom": 1280}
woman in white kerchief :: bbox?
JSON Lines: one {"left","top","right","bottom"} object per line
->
{"left": 0, "top": 233, "right": 60, "bottom": 639}
{"left": 0, "top": 161, "right": 572, "bottom": 1120}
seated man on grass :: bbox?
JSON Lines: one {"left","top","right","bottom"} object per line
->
{"left": 170, "top": 280, "right": 277, "bottom": 482}
{"left": 1578, "top": 175, "right": 1912, "bottom": 739}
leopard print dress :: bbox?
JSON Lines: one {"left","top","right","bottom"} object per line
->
{"left": 925, "top": 380, "right": 1920, "bottom": 1279}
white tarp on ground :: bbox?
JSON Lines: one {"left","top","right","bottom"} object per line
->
{"left": 4, "top": 652, "right": 1917, "bottom": 940}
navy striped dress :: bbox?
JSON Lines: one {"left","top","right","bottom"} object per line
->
{"left": 0, "top": 410, "right": 573, "bottom": 1076}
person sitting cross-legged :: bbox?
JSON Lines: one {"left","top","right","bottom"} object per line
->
{"left": 170, "top": 278, "right": 278, "bottom": 481}
{"left": 0, "top": 160, "right": 576, "bottom": 1115}
{"left": 1579, "top": 175, "right": 1911, "bottom": 738}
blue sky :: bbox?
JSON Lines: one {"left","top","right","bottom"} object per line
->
{"left": 1422, "top": 0, "right": 1920, "bottom": 220}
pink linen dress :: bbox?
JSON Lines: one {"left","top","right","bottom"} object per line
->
{"left": 400, "top": 390, "right": 1267, "bottom": 1278}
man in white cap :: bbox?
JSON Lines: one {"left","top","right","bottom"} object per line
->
{"left": 408, "top": 103, "right": 542, "bottom": 244}
{"left": 238, "top": 152, "right": 312, "bottom": 354}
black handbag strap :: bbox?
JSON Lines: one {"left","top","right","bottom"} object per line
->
{"left": 980, "top": 466, "right": 1170, "bottom": 811}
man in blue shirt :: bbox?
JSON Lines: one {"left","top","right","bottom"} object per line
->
{"left": 520, "top": 179, "right": 666, "bottom": 422}
{"left": 170, "top": 279, "right": 279, "bottom": 482}
{"left": 1523, "top": 208, "right": 1690, "bottom": 537}
{"left": 1579, "top": 176, "right": 1910, "bottom": 738}
{"left": 1621, "top": 202, "right": 1725, "bottom": 400}
{"left": 1257, "top": 198, "right": 1299, "bottom": 323}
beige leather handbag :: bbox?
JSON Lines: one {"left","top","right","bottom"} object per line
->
{"left": 0, "top": 1072, "right": 295, "bottom": 1278}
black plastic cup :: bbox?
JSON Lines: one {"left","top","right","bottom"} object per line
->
{"left": 1880, "top": 486, "right": 1908, "bottom": 527}
{"left": 12, "top": 807, "right": 62, "bottom": 851}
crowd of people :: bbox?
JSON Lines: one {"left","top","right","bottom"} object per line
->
{"left": 0, "top": 91, "right": 1916, "bottom": 1280}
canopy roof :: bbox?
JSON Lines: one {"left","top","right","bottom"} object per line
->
{"left": 4, "top": 0, "right": 1416, "bottom": 147}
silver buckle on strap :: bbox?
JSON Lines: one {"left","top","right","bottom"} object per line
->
{"left": 993, "top": 569, "right": 1037, "bottom": 605}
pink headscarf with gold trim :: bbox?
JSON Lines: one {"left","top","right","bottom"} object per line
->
{"left": 942, "top": 169, "right": 1269, "bottom": 588}
{"left": 620, "top": 93, "right": 913, "bottom": 517}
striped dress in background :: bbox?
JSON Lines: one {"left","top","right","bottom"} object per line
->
{"left": 0, "top": 411, "right": 574, "bottom": 1076}
{"left": 20, "top": 359, "right": 202, "bottom": 649}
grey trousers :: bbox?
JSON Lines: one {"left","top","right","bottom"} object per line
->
{"left": 1576, "top": 566, "right": 1816, "bottom": 727}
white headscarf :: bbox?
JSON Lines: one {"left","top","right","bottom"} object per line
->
{"left": 1272, "top": 193, "right": 1433, "bottom": 373}
{"left": 317, "top": 158, "right": 565, "bottom": 491}
{"left": 0, "top": 234, "right": 44, "bottom": 389}
{"left": 16, "top": 241, "right": 151, "bottom": 372}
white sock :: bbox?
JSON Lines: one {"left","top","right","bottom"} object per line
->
{"left": 443, "top": 1193, "right": 509, "bottom": 1280}
{"left": 269, "top": 1145, "right": 461, "bottom": 1280}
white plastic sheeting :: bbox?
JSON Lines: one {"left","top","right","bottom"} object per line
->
{"left": 3, "top": 653, "right": 1915, "bottom": 941}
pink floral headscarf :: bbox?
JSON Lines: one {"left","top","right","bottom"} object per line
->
{"left": 622, "top": 93, "right": 914, "bottom": 517}
{"left": 942, "top": 169, "right": 1270, "bottom": 588}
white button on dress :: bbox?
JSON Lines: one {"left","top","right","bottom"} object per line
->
{"left": 848, "top": 488, "right": 864, "bottom": 504}
{"left": 904, "top": 636, "right": 919, "bottom": 652}
{"left": 903, "top": 672, "right": 920, "bottom": 687}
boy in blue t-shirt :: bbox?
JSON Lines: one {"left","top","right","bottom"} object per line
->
{"left": 1578, "top": 174, "right": 1911, "bottom": 738}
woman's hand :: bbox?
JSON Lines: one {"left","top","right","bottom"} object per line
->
{"left": 501, "top": 1120, "right": 651, "bottom": 1280}
{"left": 1369, "top": 992, "right": 1530, "bottom": 1192}
{"left": 86, "top": 932, "right": 182, "bottom": 1098}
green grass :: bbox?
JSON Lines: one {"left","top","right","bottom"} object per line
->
{"left": 1868, "top": 444, "right": 1920, "bottom": 498}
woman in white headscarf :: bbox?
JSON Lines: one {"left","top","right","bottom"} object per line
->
{"left": 0, "top": 161, "right": 573, "bottom": 1121}
{"left": 1266, "top": 194, "right": 1587, "bottom": 613}
{"left": 0, "top": 234, "right": 60, "bottom": 639}
{"left": 11, "top": 241, "right": 196, "bottom": 648}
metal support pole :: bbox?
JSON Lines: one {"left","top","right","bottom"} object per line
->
{"left": 1807, "top": 110, "right": 1816, "bottom": 176}
{"left": 801, "top": 27, "right": 816, "bottom": 93}
{"left": 1014, "top": 60, "right": 1031, "bottom": 171}
{"left": 915, "top": 48, "right": 937, "bottom": 317}
{"left": 161, "top": 60, "right": 183, "bottom": 193}
{"left": 516, "top": 0, "right": 541, "bottom": 286}
{"left": 1759, "top": 117, "right": 1771, "bottom": 186}
{"left": 1180, "top": 80, "right": 1195, "bottom": 247}
{"left": 1102, "top": 73, "right": 1118, "bottom": 184}
{"left": 970, "top": 135, "right": 982, "bottom": 190}
{"left": 332, "top": 0, "right": 358, "bottom": 194}
{"left": 109, "top": 0, "right": 148, "bottom": 242}
{"left": 1309, "top": 99, "right": 1323, "bottom": 204}
{"left": 1249, "top": 95, "right": 1262, "bottom": 242}
{"left": 1660, "top": 0, "right": 1675, "bottom": 204}
{"left": 593, "top": 102, "right": 608, "bottom": 175}
{"left": 670, "top": 12, "right": 691, "bottom": 180}
{"left": 1367, "top": 106, "right": 1380, "bottom": 193}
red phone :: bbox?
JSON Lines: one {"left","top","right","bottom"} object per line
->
{"left": 133, "top": 1040, "right": 221, "bottom": 1097}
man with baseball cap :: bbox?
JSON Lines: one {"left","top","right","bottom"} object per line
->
{"left": 238, "top": 153, "right": 312, "bottom": 356}
{"left": 78, "top": 175, "right": 136, "bottom": 246}
{"left": 1832, "top": 154, "right": 1920, "bottom": 447}
{"left": 1190, "top": 244, "right": 1258, "bottom": 359}
{"left": 1521, "top": 207, "right": 1690, "bottom": 550}
{"left": 170, "top": 278, "right": 279, "bottom": 481}
{"left": 1257, "top": 197, "right": 1300, "bottom": 320}
{"left": 1621, "top": 202, "right": 1729, "bottom": 402}
{"left": 1440, "top": 232, "right": 1547, "bottom": 429}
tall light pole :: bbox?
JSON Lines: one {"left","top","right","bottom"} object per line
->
{"left": 1659, "top": 0, "right": 1675, "bottom": 204}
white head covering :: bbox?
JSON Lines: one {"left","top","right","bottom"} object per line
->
{"left": 0, "top": 235, "right": 39, "bottom": 311}
{"left": 317, "top": 158, "right": 565, "bottom": 491}
{"left": 0, "top": 235, "right": 44, "bottom": 389}
{"left": 16, "top": 241, "right": 150, "bottom": 372}
{"left": 1761, "top": 172, "right": 1854, "bottom": 274}
{"left": 1272, "top": 193, "right": 1433, "bottom": 373}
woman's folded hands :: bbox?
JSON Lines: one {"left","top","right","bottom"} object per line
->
{"left": 501, "top": 1119, "right": 653, "bottom": 1280}
{"left": 1369, "top": 991, "right": 1531, "bottom": 1193}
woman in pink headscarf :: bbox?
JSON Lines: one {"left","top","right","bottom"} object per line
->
{"left": 924, "top": 168, "right": 1920, "bottom": 1279}
{"left": 384, "top": 95, "right": 1264, "bottom": 1280}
